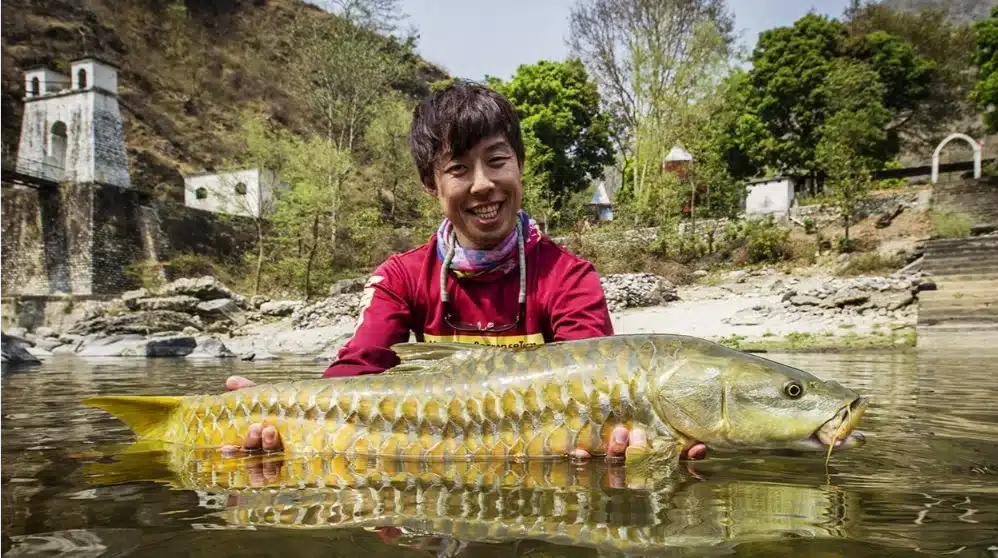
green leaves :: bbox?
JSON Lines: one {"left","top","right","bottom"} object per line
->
{"left": 974, "top": 6, "right": 998, "bottom": 133}
{"left": 724, "top": 11, "right": 937, "bottom": 180}
{"left": 489, "top": 59, "right": 615, "bottom": 219}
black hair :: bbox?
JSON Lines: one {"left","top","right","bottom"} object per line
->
{"left": 409, "top": 80, "right": 525, "bottom": 188}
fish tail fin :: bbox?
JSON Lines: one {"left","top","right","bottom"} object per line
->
{"left": 83, "top": 395, "right": 182, "bottom": 439}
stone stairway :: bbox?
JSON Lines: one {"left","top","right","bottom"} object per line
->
{"left": 917, "top": 235, "right": 998, "bottom": 348}
{"left": 931, "top": 177, "right": 998, "bottom": 233}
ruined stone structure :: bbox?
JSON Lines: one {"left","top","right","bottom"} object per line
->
{"left": 16, "top": 57, "right": 131, "bottom": 188}
{"left": 1, "top": 59, "right": 256, "bottom": 302}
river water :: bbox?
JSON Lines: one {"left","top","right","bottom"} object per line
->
{"left": 2, "top": 349, "right": 997, "bottom": 557}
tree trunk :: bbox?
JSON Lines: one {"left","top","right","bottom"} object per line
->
{"left": 305, "top": 213, "right": 319, "bottom": 299}
{"left": 253, "top": 219, "right": 264, "bottom": 296}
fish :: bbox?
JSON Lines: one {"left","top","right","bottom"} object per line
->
{"left": 82, "top": 334, "right": 869, "bottom": 471}
{"left": 79, "top": 444, "right": 860, "bottom": 556}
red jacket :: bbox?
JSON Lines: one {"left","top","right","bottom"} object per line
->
{"left": 322, "top": 234, "right": 614, "bottom": 377}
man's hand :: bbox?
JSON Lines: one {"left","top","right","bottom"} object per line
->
{"left": 569, "top": 426, "right": 707, "bottom": 462}
{"left": 221, "top": 375, "right": 283, "bottom": 453}
{"left": 220, "top": 376, "right": 707, "bottom": 461}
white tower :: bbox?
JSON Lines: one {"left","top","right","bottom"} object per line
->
{"left": 15, "top": 56, "right": 131, "bottom": 188}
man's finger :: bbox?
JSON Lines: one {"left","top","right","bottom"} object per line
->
{"left": 243, "top": 423, "right": 263, "bottom": 450}
{"left": 606, "top": 426, "right": 629, "bottom": 461}
{"left": 261, "top": 425, "right": 282, "bottom": 451}
{"left": 684, "top": 443, "right": 707, "bottom": 460}
{"left": 569, "top": 449, "right": 591, "bottom": 460}
{"left": 226, "top": 375, "right": 256, "bottom": 391}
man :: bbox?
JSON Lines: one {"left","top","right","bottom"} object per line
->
{"left": 225, "top": 81, "right": 707, "bottom": 462}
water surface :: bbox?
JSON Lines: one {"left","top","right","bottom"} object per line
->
{"left": 2, "top": 350, "right": 997, "bottom": 557}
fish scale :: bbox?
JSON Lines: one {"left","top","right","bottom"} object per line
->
{"left": 151, "top": 336, "right": 669, "bottom": 460}
{"left": 86, "top": 333, "right": 870, "bottom": 472}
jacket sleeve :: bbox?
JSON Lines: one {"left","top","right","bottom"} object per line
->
{"left": 547, "top": 257, "right": 615, "bottom": 341}
{"left": 321, "top": 259, "right": 411, "bottom": 378}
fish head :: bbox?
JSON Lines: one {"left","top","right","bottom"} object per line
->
{"left": 647, "top": 338, "right": 868, "bottom": 455}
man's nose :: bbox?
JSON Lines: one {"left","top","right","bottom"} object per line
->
{"left": 469, "top": 162, "right": 495, "bottom": 194}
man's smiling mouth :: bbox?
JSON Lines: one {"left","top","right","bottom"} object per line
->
{"left": 469, "top": 202, "right": 501, "bottom": 220}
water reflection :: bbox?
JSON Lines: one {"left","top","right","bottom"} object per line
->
{"left": 3, "top": 352, "right": 998, "bottom": 557}
{"left": 71, "top": 445, "right": 863, "bottom": 556}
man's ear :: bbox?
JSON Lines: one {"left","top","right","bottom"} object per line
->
{"left": 421, "top": 178, "right": 438, "bottom": 197}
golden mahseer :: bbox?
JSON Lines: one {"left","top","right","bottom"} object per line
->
{"left": 83, "top": 334, "right": 869, "bottom": 468}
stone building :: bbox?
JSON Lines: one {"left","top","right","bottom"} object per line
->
{"left": 183, "top": 168, "right": 286, "bottom": 218}
{"left": 15, "top": 57, "right": 131, "bottom": 188}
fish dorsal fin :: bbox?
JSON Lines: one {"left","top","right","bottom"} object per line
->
{"left": 387, "top": 341, "right": 546, "bottom": 376}
{"left": 391, "top": 342, "right": 489, "bottom": 363}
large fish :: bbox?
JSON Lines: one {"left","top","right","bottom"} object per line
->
{"left": 80, "top": 445, "right": 860, "bottom": 556}
{"left": 83, "top": 334, "right": 869, "bottom": 469}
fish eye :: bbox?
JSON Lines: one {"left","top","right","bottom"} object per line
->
{"left": 784, "top": 381, "right": 804, "bottom": 398}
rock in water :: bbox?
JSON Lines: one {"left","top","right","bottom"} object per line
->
{"left": 1, "top": 333, "right": 41, "bottom": 365}
{"left": 187, "top": 338, "right": 236, "bottom": 359}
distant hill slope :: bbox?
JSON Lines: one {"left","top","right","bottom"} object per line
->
{"left": 881, "top": 0, "right": 997, "bottom": 23}
{"left": 1, "top": 0, "right": 448, "bottom": 200}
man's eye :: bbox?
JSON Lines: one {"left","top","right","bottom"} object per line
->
{"left": 489, "top": 156, "right": 509, "bottom": 165}
{"left": 447, "top": 165, "right": 466, "bottom": 174}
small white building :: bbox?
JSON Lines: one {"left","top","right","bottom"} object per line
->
{"left": 183, "top": 168, "right": 285, "bottom": 218}
{"left": 745, "top": 176, "right": 796, "bottom": 219}
{"left": 15, "top": 57, "right": 131, "bottom": 188}
{"left": 586, "top": 181, "right": 614, "bottom": 222}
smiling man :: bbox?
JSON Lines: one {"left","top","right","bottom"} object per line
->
{"left": 226, "top": 81, "right": 707, "bottom": 462}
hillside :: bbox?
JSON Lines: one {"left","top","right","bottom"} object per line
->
{"left": 881, "top": 0, "right": 998, "bottom": 23}
{"left": 0, "top": 0, "right": 448, "bottom": 200}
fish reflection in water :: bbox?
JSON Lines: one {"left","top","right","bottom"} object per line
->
{"left": 78, "top": 443, "right": 860, "bottom": 557}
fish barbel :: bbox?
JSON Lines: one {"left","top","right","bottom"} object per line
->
{"left": 83, "top": 334, "right": 869, "bottom": 468}
{"left": 81, "top": 445, "right": 860, "bottom": 555}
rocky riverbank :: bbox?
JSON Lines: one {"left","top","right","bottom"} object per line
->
{"left": 1, "top": 265, "right": 925, "bottom": 365}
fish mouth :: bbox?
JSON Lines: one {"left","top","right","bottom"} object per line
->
{"left": 803, "top": 396, "right": 869, "bottom": 452}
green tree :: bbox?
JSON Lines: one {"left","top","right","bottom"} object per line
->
{"left": 566, "top": 0, "right": 735, "bottom": 199}
{"left": 221, "top": 112, "right": 297, "bottom": 295}
{"left": 488, "top": 59, "right": 615, "bottom": 216}
{"left": 846, "top": 2, "right": 976, "bottom": 150}
{"left": 273, "top": 135, "right": 354, "bottom": 299}
{"left": 815, "top": 60, "right": 890, "bottom": 244}
{"left": 974, "top": 5, "right": 998, "bottom": 133}
{"left": 728, "top": 13, "right": 935, "bottom": 179}
{"left": 363, "top": 92, "right": 425, "bottom": 225}
{"left": 291, "top": 2, "right": 409, "bottom": 152}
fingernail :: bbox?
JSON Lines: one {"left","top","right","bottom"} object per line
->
{"left": 263, "top": 429, "right": 275, "bottom": 443}
{"left": 248, "top": 423, "right": 263, "bottom": 437}
{"left": 614, "top": 428, "right": 627, "bottom": 444}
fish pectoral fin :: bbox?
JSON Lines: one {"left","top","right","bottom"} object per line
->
{"left": 623, "top": 437, "right": 683, "bottom": 487}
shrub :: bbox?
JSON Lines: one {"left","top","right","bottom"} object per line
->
{"left": 742, "top": 217, "right": 792, "bottom": 264}
{"left": 836, "top": 252, "right": 904, "bottom": 276}
{"left": 932, "top": 210, "right": 972, "bottom": 239}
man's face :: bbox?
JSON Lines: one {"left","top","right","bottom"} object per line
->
{"left": 428, "top": 134, "right": 523, "bottom": 250}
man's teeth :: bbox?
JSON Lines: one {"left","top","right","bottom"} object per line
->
{"left": 472, "top": 203, "right": 500, "bottom": 219}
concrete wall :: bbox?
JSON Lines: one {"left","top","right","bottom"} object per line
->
{"left": 1, "top": 182, "right": 257, "bottom": 298}
{"left": 746, "top": 178, "right": 794, "bottom": 218}
{"left": 184, "top": 168, "right": 281, "bottom": 218}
